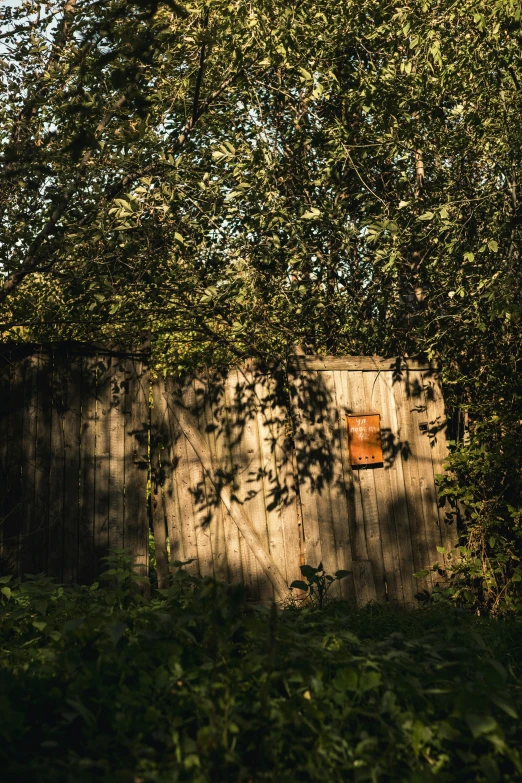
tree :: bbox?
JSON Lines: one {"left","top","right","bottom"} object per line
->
{"left": 1, "top": 0, "right": 520, "bottom": 377}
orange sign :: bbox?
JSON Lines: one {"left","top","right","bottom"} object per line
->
{"left": 347, "top": 414, "right": 383, "bottom": 467}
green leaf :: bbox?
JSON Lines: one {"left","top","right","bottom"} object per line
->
{"left": 301, "top": 208, "right": 322, "bottom": 220}
{"left": 290, "top": 580, "right": 309, "bottom": 591}
{"left": 491, "top": 693, "right": 518, "bottom": 719}
{"left": 418, "top": 211, "right": 434, "bottom": 221}
{"left": 466, "top": 713, "right": 498, "bottom": 738}
{"left": 359, "top": 671, "right": 381, "bottom": 691}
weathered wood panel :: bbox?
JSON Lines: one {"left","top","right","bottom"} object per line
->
{"left": 78, "top": 353, "right": 97, "bottom": 585}
{"left": 288, "top": 358, "right": 453, "bottom": 605}
{"left": 0, "top": 350, "right": 12, "bottom": 575}
{"left": 152, "top": 368, "right": 302, "bottom": 601}
{"left": 123, "top": 350, "right": 149, "bottom": 578}
{"left": 0, "top": 343, "right": 149, "bottom": 583}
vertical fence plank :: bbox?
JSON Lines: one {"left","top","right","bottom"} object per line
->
{"left": 332, "top": 370, "right": 364, "bottom": 601}
{"left": 392, "top": 372, "right": 433, "bottom": 593}
{"left": 0, "top": 350, "right": 12, "bottom": 573}
{"left": 376, "top": 372, "right": 416, "bottom": 604}
{"left": 166, "top": 378, "right": 195, "bottom": 570}
{"left": 253, "top": 369, "right": 292, "bottom": 591}
{"left": 157, "top": 378, "right": 185, "bottom": 567}
{"left": 150, "top": 376, "right": 171, "bottom": 588}
{"left": 62, "top": 350, "right": 82, "bottom": 584}
{"left": 190, "top": 376, "right": 216, "bottom": 581}
{"left": 94, "top": 352, "right": 111, "bottom": 579}
{"left": 19, "top": 351, "right": 38, "bottom": 576}
{"left": 78, "top": 352, "right": 97, "bottom": 585}
{"left": 170, "top": 379, "right": 201, "bottom": 577}
{"left": 346, "top": 370, "right": 386, "bottom": 601}
{"left": 288, "top": 368, "right": 324, "bottom": 570}
{"left": 224, "top": 369, "right": 261, "bottom": 598}
{"left": 404, "top": 370, "right": 444, "bottom": 572}
{"left": 48, "top": 349, "right": 66, "bottom": 582}
{"left": 108, "top": 353, "right": 125, "bottom": 558}
{"left": 422, "top": 369, "right": 455, "bottom": 556}
{"left": 201, "top": 373, "right": 229, "bottom": 582}
{"left": 33, "top": 349, "right": 52, "bottom": 577}
{"left": 321, "top": 370, "right": 356, "bottom": 599}
{"left": 124, "top": 352, "right": 149, "bottom": 578}
{"left": 232, "top": 367, "right": 271, "bottom": 600}
{"left": 209, "top": 376, "right": 243, "bottom": 585}
{"left": 362, "top": 371, "right": 404, "bottom": 604}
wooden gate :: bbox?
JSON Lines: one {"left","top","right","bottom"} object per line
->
{"left": 289, "top": 355, "right": 453, "bottom": 604}
{"left": 0, "top": 342, "right": 149, "bottom": 582}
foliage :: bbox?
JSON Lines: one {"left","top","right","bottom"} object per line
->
{"left": 418, "top": 426, "right": 522, "bottom": 615}
{"left": 1, "top": 1, "right": 522, "bottom": 609}
{"left": 290, "top": 562, "right": 351, "bottom": 608}
{"left": 1, "top": 558, "right": 522, "bottom": 781}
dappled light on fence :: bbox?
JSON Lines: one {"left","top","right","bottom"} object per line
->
{"left": 0, "top": 344, "right": 455, "bottom": 605}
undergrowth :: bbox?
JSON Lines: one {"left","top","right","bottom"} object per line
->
{"left": 1, "top": 552, "right": 522, "bottom": 782}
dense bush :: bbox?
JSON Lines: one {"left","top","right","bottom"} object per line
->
{"left": 1, "top": 554, "right": 522, "bottom": 782}
{"left": 430, "top": 417, "right": 522, "bottom": 615}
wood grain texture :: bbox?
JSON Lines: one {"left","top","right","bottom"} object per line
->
{"left": 235, "top": 367, "right": 273, "bottom": 601}
{"left": 332, "top": 370, "right": 360, "bottom": 601}
{"left": 376, "top": 371, "right": 416, "bottom": 604}
{"left": 254, "top": 368, "right": 301, "bottom": 589}
{"left": 406, "top": 370, "right": 444, "bottom": 573}
{"left": 124, "top": 355, "right": 149, "bottom": 578}
{"left": 150, "top": 377, "right": 170, "bottom": 589}
{"left": 108, "top": 353, "right": 125, "bottom": 561}
{"left": 0, "top": 349, "right": 10, "bottom": 570}
{"left": 346, "top": 371, "right": 386, "bottom": 601}
{"left": 20, "top": 352, "right": 38, "bottom": 576}
{"left": 32, "top": 350, "right": 51, "bottom": 577}
{"left": 190, "top": 376, "right": 216, "bottom": 581}
{"left": 94, "top": 352, "right": 111, "bottom": 580}
{"left": 290, "top": 356, "right": 439, "bottom": 372}
{"left": 48, "top": 350, "right": 66, "bottom": 581}
{"left": 287, "top": 368, "right": 324, "bottom": 570}
{"left": 163, "top": 378, "right": 188, "bottom": 568}
{"left": 224, "top": 369, "right": 262, "bottom": 598}
{"left": 201, "top": 374, "right": 228, "bottom": 582}
{"left": 392, "top": 372, "right": 433, "bottom": 593}
{"left": 320, "top": 370, "right": 356, "bottom": 600}
{"left": 62, "top": 350, "right": 82, "bottom": 584}
{"left": 422, "top": 369, "right": 456, "bottom": 556}
{"left": 78, "top": 352, "right": 97, "bottom": 584}
{"left": 169, "top": 395, "right": 289, "bottom": 599}
{"left": 362, "top": 371, "right": 403, "bottom": 604}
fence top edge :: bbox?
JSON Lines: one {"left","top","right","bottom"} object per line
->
{"left": 0, "top": 340, "right": 150, "bottom": 361}
{"left": 287, "top": 355, "right": 440, "bottom": 372}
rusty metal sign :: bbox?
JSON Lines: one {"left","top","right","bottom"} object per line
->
{"left": 346, "top": 414, "right": 383, "bottom": 467}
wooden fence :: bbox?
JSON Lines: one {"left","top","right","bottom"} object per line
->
{"left": 0, "top": 344, "right": 454, "bottom": 605}
{"left": 0, "top": 342, "right": 149, "bottom": 582}
{"left": 151, "top": 356, "right": 455, "bottom": 604}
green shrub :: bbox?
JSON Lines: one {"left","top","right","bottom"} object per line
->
{"left": 1, "top": 555, "right": 522, "bottom": 782}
